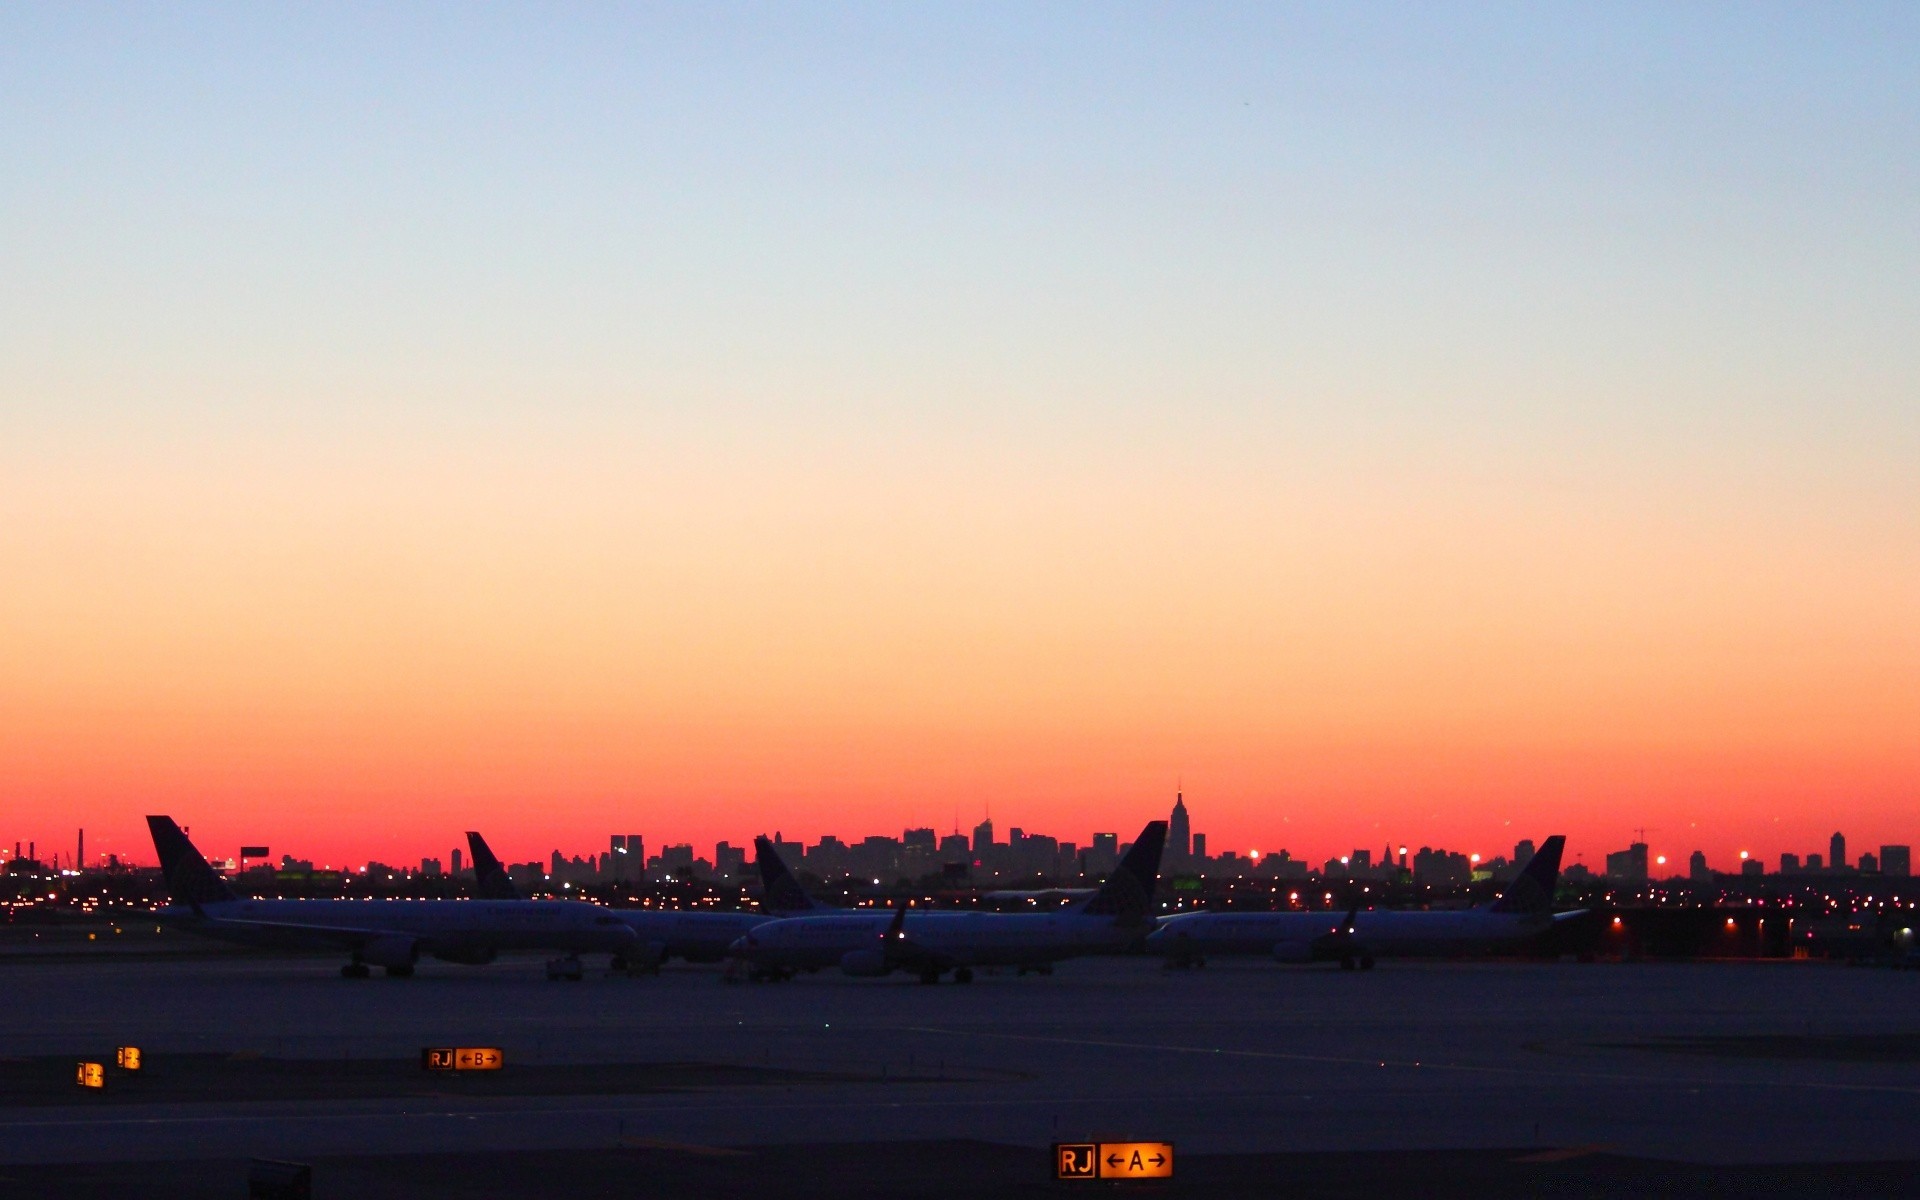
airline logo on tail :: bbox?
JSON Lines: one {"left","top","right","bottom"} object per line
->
{"left": 1079, "top": 821, "right": 1168, "bottom": 927}
{"left": 466, "top": 832, "right": 523, "bottom": 900}
{"left": 146, "top": 816, "right": 238, "bottom": 908}
{"left": 754, "top": 835, "right": 823, "bottom": 913}
{"left": 1488, "top": 835, "right": 1566, "bottom": 915}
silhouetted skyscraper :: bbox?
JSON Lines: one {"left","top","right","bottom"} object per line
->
{"left": 1830, "top": 831, "right": 1847, "bottom": 871}
{"left": 1169, "top": 793, "right": 1191, "bottom": 864}
{"left": 972, "top": 818, "right": 994, "bottom": 856}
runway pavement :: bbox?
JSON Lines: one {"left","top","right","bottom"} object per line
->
{"left": 3, "top": 952, "right": 1916, "bottom": 1177}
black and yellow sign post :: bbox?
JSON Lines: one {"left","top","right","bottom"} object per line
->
{"left": 76, "top": 1061, "right": 105, "bottom": 1090}
{"left": 1054, "top": 1141, "right": 1174, "bottom": 1181}
{"left": 421, "top": 1047, "right": 504, "bottom": 1072}
{"left": 116, "top": 1046, "right": 141, "bottom": 1071}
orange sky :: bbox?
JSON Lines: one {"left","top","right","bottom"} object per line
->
{"left": 4, "top": 433, "right": 1914, "bottom": 872}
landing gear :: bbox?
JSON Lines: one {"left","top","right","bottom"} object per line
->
{"left": 384, "top": 963, "right": 414, "bottom": 978}
{"left": 918, "top": 968, "right": 941, "bottom": 985}
{"left": 952, "top": 967, "right": 974, "bottom": 984}
{"left": 341, "top": 962, "right": 371, "bottom": 979}
{"left": 1340, "top": 955, "right": 1357, "bottom": 971}
{"left": 546, "top": 955, "right": 584, "bottom": 982}
{"left": 1360, "top": 955, "right": 1376, "bottom": 971}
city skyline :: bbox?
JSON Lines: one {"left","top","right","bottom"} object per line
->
{"left": 4, "top": 8, "right": 1916, "bottom": 871}
{"left": 7, "top": 794, "right": 1912, "bottom": 887}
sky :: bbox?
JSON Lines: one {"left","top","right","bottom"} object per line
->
{"left": 3, "top": 3, "right": 1916, "bottom": 874}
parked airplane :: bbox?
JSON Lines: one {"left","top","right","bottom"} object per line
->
{"left": 1147, "top": 835, "right": 1578, "bottom": 970}
{"left": 729, "top": 820, "right": 1168, "bottom": 983}
{"left": 147, "top": 816, "right": 637, "bottom": 978}
{"left": 466, "top": 829, "right": 774, "bottom": 971}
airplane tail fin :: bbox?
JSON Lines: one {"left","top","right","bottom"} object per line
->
{"left": 465, "top": 831, "right": 523, "bottom": 900}
{"left": 145, "top": 816, "right": 238, "bottom": 907}
{"left": 1080, "top": 820, "right": 1168, "bottom": 926}
{"left": 756, "top": 835, "right": 819, "bottom": 913}
{"left": 1490, "top": 835, "right": 1565, "bottom": 914}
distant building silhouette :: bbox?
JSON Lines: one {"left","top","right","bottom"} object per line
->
{"left": 1605, "top": 842, "right": 1649, "bottom": 883}
{"left": 1168, "top": 793, "right": 1191, "bottom": 865}
{"left": 972, "top": 818, "right": 994, "bottom": 856}
{"left": 1882, "top": 845, "right": 1911, "bottom": 877}
{"left": 1830, "top": 831, "right": 1847, "bottom": 871}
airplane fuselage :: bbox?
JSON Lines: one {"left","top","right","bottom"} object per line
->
{"left": 732, "top": 909, "right": 1144, "bottom": 974}
{"left": 1148, "top": 908, "right": 1561, "bottom": 962}
{"left": 612, "top": 909, "right": 772, "bottom": 963}
{"left": 156, "top": 897, "right": 638, "bottom": 963}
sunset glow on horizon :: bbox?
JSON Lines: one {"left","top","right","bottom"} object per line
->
{"left": 3, "top": 6, "right": 1915, "bottom": 873}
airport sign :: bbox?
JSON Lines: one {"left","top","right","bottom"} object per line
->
{"left": 76, "top": 1061, "right": 105, "bottom": 1089}
{"left": 421, "top": 1046, "right": 504, "bottom": 1071}
{"left": 116, "top": 1046, "right": 141, "bottom": 1071}
{"left": 1054, "top": 1141, "right": 1173, "bottom": 1181}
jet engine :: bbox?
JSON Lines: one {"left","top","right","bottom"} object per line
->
{"left": 358, "top": 935, "right": 420, "bottom": 968}
{"left": 1271, "top": 940, "right": 1315, "bottom": 963}
{"left": 839, "top": 949, "right": 890, "bottom": 977}
{"left": 429, "top": 945, "right": 498, "bottom": 965}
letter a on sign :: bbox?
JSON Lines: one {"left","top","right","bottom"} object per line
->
{"left": 1097, "top": 1141, "right": 1174, "bottom": 1180}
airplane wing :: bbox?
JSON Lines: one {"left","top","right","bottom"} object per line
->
{"left": 876, "top": 903, "right": 962, "bottom": 973}
{"left": 193, "top": 913, "right": 430, "bottom": 949}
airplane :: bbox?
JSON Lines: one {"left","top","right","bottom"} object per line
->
{"left": 467, "top": 829, "right": 774, "bottom": 971}
{"left": 1146, "top": 834, "right": 1580, "bottom": 970}
{"left": 728, "top": 820, "right": 1168, "bottom": 984}
{"left": 146, "top": 816, "right": 637, "bottom": 978}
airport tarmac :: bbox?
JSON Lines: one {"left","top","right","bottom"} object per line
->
{"left": 3, "top": 953, "right": 1917, "bottom": 1194}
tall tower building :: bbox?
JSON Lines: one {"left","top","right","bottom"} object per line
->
{"left": 972, "top": 818, "right": 994, "bottom": 855}
{"left": 1169, "top": 793, "right": 1191, "bottom": 865}
{"left": 1830, "top": 831, "right": 1847, "bottom": 871}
